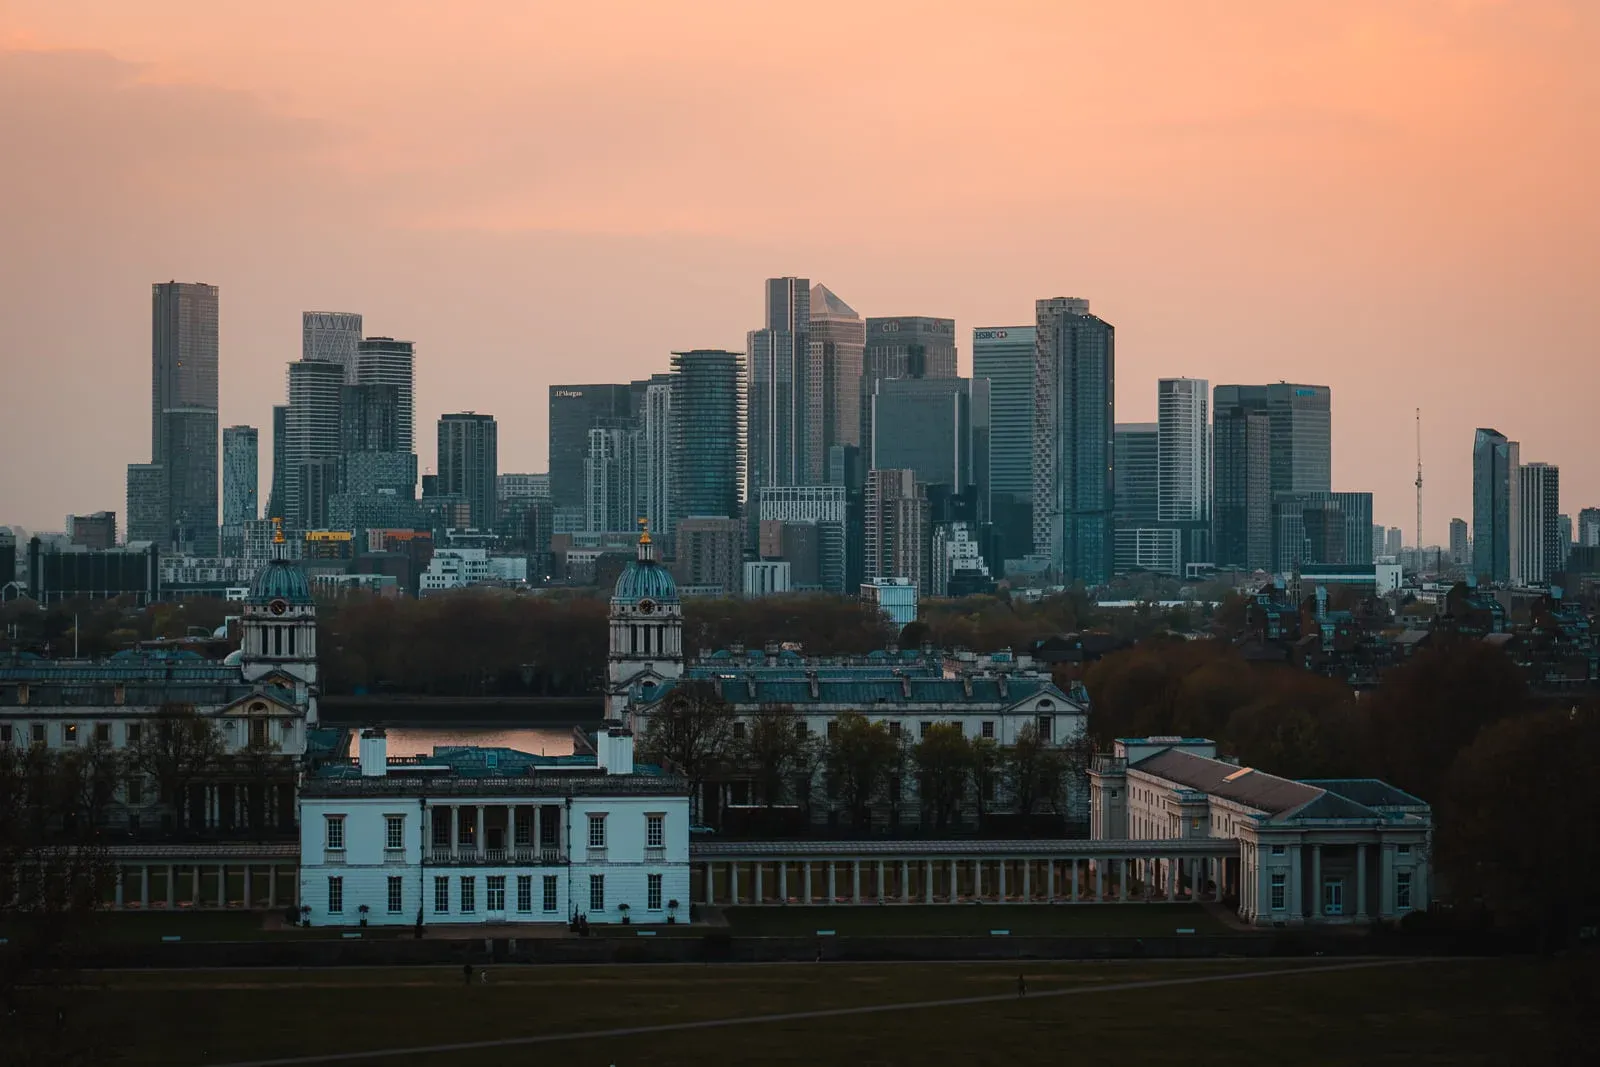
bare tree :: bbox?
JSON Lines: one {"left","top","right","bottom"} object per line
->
{"left": 742, "top": 704, "right": 814, "bottom": 808}
{"left": 132, "top": 703, "right": 225, "bottom": 832}
{"left": 637, "top": 679, "right": 736, "bottom": 823}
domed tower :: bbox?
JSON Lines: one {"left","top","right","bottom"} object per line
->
{"left": 240, "top": 520, "right": 318, "bottom": 688}
{"left": 607, "top": 520, "right": 683, "bottom": 720}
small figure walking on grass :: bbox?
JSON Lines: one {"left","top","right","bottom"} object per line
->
{"left": 1017, "top": 973, "right": 1027, "bottom": 998}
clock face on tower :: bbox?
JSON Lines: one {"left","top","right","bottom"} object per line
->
{"left": 269, "top": 599, "right": 288, "bottom": 616}
{"left": 637, "top": 599, "right": 656, "bottom": 615}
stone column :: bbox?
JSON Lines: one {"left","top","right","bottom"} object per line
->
{"left": 449, "top": 805, "right": 459, "bottom": 859}
{"left": 1095, "top": 859, "right": 1104, "bottom": 901}
{"left": 1380, "top": 844, "right": 1395, "bottom": 917}
{"left": 924, "top": 861, "right": 934, "bottom": 904}
{"left": 1168, "top": 857, "right": 1178, "bottom": 901}
{"left": 218, "top": 864, "right": 227, "bottom": 908}
{"left": 998, "top": 859, "right": 1007, "bottom": 902}
{"left": 949, "top": 860, "right": 958, "bottom": 904}
{"left": 780, "top": 861, "right": 789, "bottom": 904}
{"left": 1311, "top": 845, "right": 1323, "bottom": 919}
{"left": 268, "top": 864, "right": 278, "bottom": 910}
{"left": 1023, "top": 860, "right": 1031, "bottom": 902}
{"left": 974, "top": 860, "right": 983, "bottom": 901}
{"left": 1119, "top": 859, "right": 1128, "bottom": 902}
{"left": 113, "top": 867, "right": 124, "bottom": 909}
{"left": 827, "top": 862, "right": 836, "bottom": 903}
{"left": 877, "top": 861, "right": 885, "bottom": 902}
{"left": 803, "top": 861, "right": 813, "bottom": 904}
{"left": 1071, "top": 859, "right": 1080, "bottom": 902}
{"left": 901, "top": 861, "right": 910, "bottom": 903}
{"left": 1046, "top": 859, "right": 1055, "bottom": 902}
{"left": 1289, "top": 844, "right": 1303, "bottom": 920}
{"left": 754, "top": 862, "right": 763, "bottom": 903}
{"left": 191, "top": 866, "right": 199, "bottom": 906}
{"left": 1356, "top": 845, "right": 1368, "bottom": 918}
{"left": 507, "top": 806, "right": 517, "bottom": 854}
{"left": 1414, "top": 855, "right": 1428, "bottom": 912}
{"left": 476, "top": 805, "right": 486, "bottom": 860}
{"left": 141, "top": 866, "right": 150, "bottom": 908}
{"left": 731, "top": 862, "right": 741, "bottom": 905}
{"left": 244, "top": 866, "right": 252, "bottom": 909}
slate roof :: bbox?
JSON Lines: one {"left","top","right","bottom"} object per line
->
{"left": 1302, "top": 778, "right": 1429, "bottom": 810}
{"left": 1130, "top": 749, "right": 1323, "bottom": 816}
{"left": 643, "top": 673, "right": 1079, "bottom": 709}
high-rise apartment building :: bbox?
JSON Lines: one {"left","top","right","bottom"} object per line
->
{"left": 339, "top": 384, "right": 401, "bottom": 453}
{"left": 972, "top": 326, "right": 1036, "bottom": 569}
{"left": 1385, "top": 527, "right": 1404, "bottom": 558}
{"left": 806, "top": 284, "right": 865, "bottom": 484}
{"left": 865, "top": 468, "right": 930, "bottom": 592}
{"left": 125, "top": 464, "right": 165, "bottom": 545}
{"left": 1157, "top": 378, "right": 1209, "bottom": 525}
{"left": 68, "top": 512, "right": 117, "bottom": 551}
{"left": 267, "top": 404, "right": 288, "bottom": 522}
{"left": 1449, "top": 517, "right": 1470, "bottom": 565}
{"left": 1518, "top": 462, "right": 1560, "bottom": 586}
{"left": 674, "top": 517, "right": 743, "bottom": 597}
{"left": 1472, "top": 428, "right": 1519, "bottom": 584}
{"left": 355, "top": 338, "right": 416, "bottom": 453}
{"left": 302, "top": 311, "right": 363, "bottom": 383}
{"left": 497, "top": 473, "right": 550, "bottom": 502}
{"left": 668, "top": 350, "right": 743, "bottom": 542}
{"left": 1033, "top": 298, "right": 1114, "bottom": 584}
{"left": 437, "top": 413, "right": 499, "bottom": 531}
{"left": 1213, "top": 404, "right": 1271, "bottom": 571}
{"left": 1112, "top": 423, "right": 1159, "bottom": 528}
{"left": 221, "top": 425, "right": 259, "bottom": 552}
{"left": 862, "top": 316, "right": 957, "bottom": 450}
{"left": 151, "top": 281, "right": 220, "bottom": 555}
{"left": 870, "top": 376, "right": 990, "bottom": 525}
{"left": 1579, "top": 508, "right": 1600, "bottom": 549}
{"left": 548, "top": 384, "right": 634, "bottom": 513}
{"left": 583, "top": 420, "right": 637, "bottom": 534}
{"left": 639, "top": 376, "right": 675, "bottom": 549}
{"left": 748, "top": 277, "right": 811, "bottom": 502}
{"left": 285, "top": 360, "right": 345, "bottom": 530}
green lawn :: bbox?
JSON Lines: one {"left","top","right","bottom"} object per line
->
{"left": 723, "top": 902, "right": 1237, "bottom": 937}
{"left": 2, "top": 911, "right": 410, "bottom": 944}
{"left": 29, "top": 958, "right": 1584, "bottom": 1066}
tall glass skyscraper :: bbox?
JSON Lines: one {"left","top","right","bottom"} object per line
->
{"left": 267, "top": 404, "right": 288, "bottom": 523}
{"left": 748, "top": 278, "right": 810, "bottom": 498}
{"left": 1213, "top": 405, "right": 1272, "bottom": 571}
{"left": 437, "top": 413, "right": 499, "bottom": 530}
{"left": 870, "top": 376, "right": 990, "bottom": 526}
{"left": 806, "top": 284, "right": 864, "bottom": 484}
{"left": 355, "top": 338, "right": 416, "bottom": 454}
{"left": 669, "top": 350, "right": 743, "bottom": 544}
{"left": 1518, "top": 461, "right": 1560, "bottom": 586}
{"left": 1112, "top": 423, "right": 1158, "bottom": 527}
{"left": 285, "top": 360, "right": 345, "bottom": 530}
{"left": 151, "top": 281, "right": 220, "bottom": 555}
{"left": 302, "top": 311, "right": 363, "bottom": 383}
{"left": 1212, "top": 383, "right": 1331, "bottom": 497}
{"left": 1472, "top": 428, "right": 1519, "bottom": 583}
{"left": 1033, "top": 298, "right": 1114, "bottom": 584}
{"left": 973, "top": 326, "right": 1036, "bottom": 569}
{"left": 1157, "top": 378, "right": 1210, "bottom": 524}
{"left": 861, "top": 316, "right": 957, "bottom": 450}
{"left": 548, "top": 384, "right": 634, "bottom": 513}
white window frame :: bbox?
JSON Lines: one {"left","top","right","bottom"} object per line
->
{"left": 1396, "top": 870, "right": 1413, "bottom": 911}
{"left": 324, "top": 814, "right": 346, "bottom": 852}
{"left": 385, "top": 814, "right": 405, "bottom": 852}
{"left": 589, "top": 873, "right": 604, "bottom": 912}
{"left": 387, "top": 876, "right": 404, "bottom": 914}
{"left": 1322, "top": 878, "right": 1344, "bottom": 916}
{"left": 516, "top": 875, "right": 533, "bottom": 913}
{"left": 434, "top": 876, "right": 450, "bottom": 914}
{"left": 647, "top": 873, "right": 663, "bottom": 911}
{"left": 327, "top": 876, "right": 343, "bottom": 914}
{"left": 486, "top": 875, "right": 506, "bottom": 912}
{"left": 1270, "top": 872, "right": 1287, "bottom": 911}
{"left": 647, "top": 813, "right": 665, "bottom": 849}
{"left": 587, "top": 813, "right": 607, "bottom": 850}
{"left": 542, "top": 875, "right": 559, "bottom": 913}
{"left": 460, "top": 876, "right": 476, "bottom": 913}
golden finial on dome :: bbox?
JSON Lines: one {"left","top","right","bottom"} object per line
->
{"left": 638, "top": 517, "right": 651, "bottom": 545}
{"left": 271, "top": 517, "right": 285, "bottom": 545}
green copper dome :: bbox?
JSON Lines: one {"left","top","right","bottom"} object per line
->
{"left": 613, "top": 558, "right": 678, "bottom": 604}
{"left": 249, "top": 558, "right": 313, "bottom": 605}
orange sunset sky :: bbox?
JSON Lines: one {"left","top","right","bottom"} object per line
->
{"left": 1, "top": 0, "right": 1596, "bottom": 540}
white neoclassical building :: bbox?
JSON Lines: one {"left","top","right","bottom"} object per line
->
{"left": 298, "top": 727, "right": 692, "bottom": 926}
{"left": 1089, "top": 737, "right": 1432, "bottom": 926}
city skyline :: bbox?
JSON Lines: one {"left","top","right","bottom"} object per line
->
{"left": 2, "top": 2, "right": 1597, "bottom": 535}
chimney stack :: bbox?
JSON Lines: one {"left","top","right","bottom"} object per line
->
{"left": 359, "top": 728, "right": 388, "bottom": 777}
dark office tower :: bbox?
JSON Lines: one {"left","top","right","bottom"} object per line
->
{"left": 150, "top": 281, "right": 220, "bottom": 555}
{"left": 861, "top": 316, "right": 957, "bottom": 449}
{"left": 285, "top": 360, "right": 345, "bottom": 530}
{"left": 870, "top": 377, "right": 990, "bottom": 528}
{"left": 69, "top": 512, "right": 118, "bottom": 551}
{"left": 548, "top": 384, "right": 634, "bottom": 511}
{"left": 355, "top": 338, "right": 416, "bottom": 453}
{"left": 668, "top": 350, "right": 744, "bottom": 543}
{"left": 221, "top": 425, "right": 258, "bottom": 553}
{"left": 437, "top": 413, "right": 499, "bottom": 531}
{"left": 1271, "top": 491, "right": 1374, "bottom": 572}
{"left": 266, "top": 404, "right": 289, "bottom": 522}
{"left": 1449, "top": 517, "right": 1470, "bottom": 565}
{"left": 806, "top": 284, "right": 865, "bottom": 484}
{"left": 1518, "top": 462, "right": 1560, "bottom": 586}
{"left": 829, "top": 443, "right": 866, "bottom": 594}
{"left": 302, "top": 311, "right": 363, "bottom": 383}
{"left": 972, "top": 326, "right": 1035, "bottom": 569}
{"left": 748, "top": 277, "right": 811, "bottom": 506}
{"left": 340, "top": 383, "right": 401, "bottom": 453}
{"left": 1033, "top": 298, "right": 1113, "bottom": 584}
{"left": 1472, "top": 428, "right": 1519, "bottom": 584}
{"left": 125, "top": 463, "right": 165, "bottom": 544}
{"left": 1112, "top": 423, "right": 1158, "bottom": 527}
{"left": 1211, "top": 383, "right": 1331, "bottom": 497}
{"left": 1213, "top": 404, "right": 1272, "bottom": 571}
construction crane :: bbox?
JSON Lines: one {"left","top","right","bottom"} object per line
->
{"left": 1415, "top": 408, "right": 1424, "bottom": 564}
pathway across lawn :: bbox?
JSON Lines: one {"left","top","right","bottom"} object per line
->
{"left": 723, "top": 901, "right": 1236, "bottom": 937}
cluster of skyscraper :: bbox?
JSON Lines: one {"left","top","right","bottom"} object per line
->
{"left": 1469, "top": 429, "right": 1568, "bottom": 586}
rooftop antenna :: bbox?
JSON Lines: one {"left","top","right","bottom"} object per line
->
{"left": 1414, "top": 408, "right": 1424, "bottom": 561}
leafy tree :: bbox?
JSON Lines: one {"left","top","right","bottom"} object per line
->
{"left": 911, "top": 723, "right": 971, "bottom": 830}
{"left": 1438, "top": 703, "right": 1600, "bottom": 945}
{"left": 637, "top": 679, "right": 736, "bottom": 823}
{"left": 132, "top": 704, "right": 226, "bottom": 832}
{"left": 968, "top": 736, "right": 1002, "bottom": 822}
{"left": 824, "top": 712, "right": 900, "bottom": 830}
{"left": 1007, "top": 722, "right": 1067, "bottom": 817}
{"left": 741, "top": 704, "right": 815, "bottom": 808}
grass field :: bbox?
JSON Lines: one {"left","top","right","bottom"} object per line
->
{"left": 722, "top": 902, "right": 1236, "bottom": 937}
{"left": 35, "top": 957, "right": 1588, "bottom": 1066}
